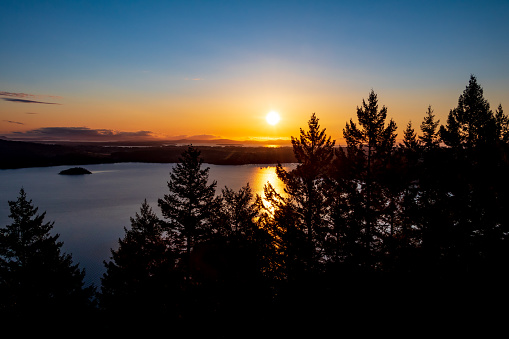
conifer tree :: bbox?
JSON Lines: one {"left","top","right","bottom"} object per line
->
{"left": 101, "top": 200, "right": 176, "bottom": 319}
{"left": 0, "top": 188, "right": 94, "bottom": 320}
{"left": 344, "top": 90, "right": 398, "bottom": 164}
{"left": 341, "top": 90, "right": 397, "bottom": 259}
{"left": 419, "top": 105, "right": 440, "bottom": 151}
{"left": 401, "top": 121, "right": 419, "bottom": 151}
{"left": 495, "top": 104, "right": 509, "bottom": 142}
{"left": 441, "top": 75, "right": 497, "bottom": 148}
{"left": 258, "top": 180, "right": 314, "bottom": 285}
{"left": 275, "top": 113, "right": 335, "bottom": 266}
{"left": 158, "top": 146, "right": 217, "bottom": 262}
{"left": 217, "top": 184, "right": 260, "bottom": 240}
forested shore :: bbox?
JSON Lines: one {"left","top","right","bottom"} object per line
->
{"left": 1, "top": 75, "right": 508, "bottom": 335}
{"left": 0, "top": 140, "right": 296, "bottom": 169}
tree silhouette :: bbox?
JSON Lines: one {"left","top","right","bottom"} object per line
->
{"left": 253, "top": 180, "right": 291, "bottom": 281}
{"left": 401, "top": 121, "right": 419, "bottom": 151}
{"left": 419, "top": 105, "right": 440, "bottom": 151}
{"left": 344, "top": 90, "right": 398, "bottom": 161}
{"left": 216, "top": 184, "right": 259, "bottom": 239}
{"left": 101, "top": 200, "right": 177, "bottom": 321}
{"left": 341, "top": 90, "right": 397, "bottom": 261}
{"left": 158, "top": 146, "right": 218, "bottom": 279}
{"left": 0, "top": 188, "right": 94, "bottom": 324}
{"left": 205, "top": 184, "right": 270, "bottom": 283}
{"left": 275, "top": 113, "right": 335, "bottom": 272}
{"left": 441, "top": 75, "right": 497, "bottom": 148}
{"left": 495, "top": 104, "right": 509, "bottom": 142}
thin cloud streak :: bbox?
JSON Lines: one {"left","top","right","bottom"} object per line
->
{"left": 2, "top": 98, "right": 61, "bottom": 105}
{"left": 0, "top": 91, "right": 63, "bottom": 99}
{"left": 1, "top": 91, "right": 62, "bottom": 105}
{"left": 3, "top": 120, "right": 24, "bottom": 125}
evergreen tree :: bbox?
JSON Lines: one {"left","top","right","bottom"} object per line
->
{"left": 253, "top": 182, "right": 291, "bottom": 281}
{"left": 440, "top": 109, "right": 463, "bottom": 149}
{"left": 341, "top": 90, "right": 398, "bottom": 260}
{"left": 401, "top": 121, "right": 419, "bottom": 151}
{"left": 158, "top": 146, "right": 218, "bottom": 272}
{"left": 275, "top": 113, "right": 335, "bottom": 269}
{"left": 441, "top": 75, "right": 497, "bottom": 148}
{"left": 101, "top": 200, "right": 177, "bottom": 320}
{"left": 344, "top": 90, "right": 398, "bottom": 164}
{"left": 208, "top": 184, "right": 271, "bottom": 283}
{"left": 495, "top": 104, "right": 509, "bottom": 142}
{"left": 217, "top": 184, "right": 259, "bottom": 240}
{"left": 419, "top": 105, "right": 440, "bottom": 151}
{"left": 0, "top": 188, "right": 94, "bottom": 323}
{"left": 327, "top": 149, "right": 369, "bottom": 268}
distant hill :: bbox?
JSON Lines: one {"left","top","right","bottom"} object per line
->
{"left": 0, "top": 139, "right": 296, "bottom": 169}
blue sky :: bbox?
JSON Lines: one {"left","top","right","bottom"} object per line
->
{"left": 1, "top": 0, "right": 508, "bottom": 142}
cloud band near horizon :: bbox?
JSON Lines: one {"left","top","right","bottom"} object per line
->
{"left": 9, "top": 127, "right": 155, "bottom": 141}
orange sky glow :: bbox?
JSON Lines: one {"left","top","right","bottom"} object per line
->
{"left": 1, "top": 1, "right": 508, "bottom": 145}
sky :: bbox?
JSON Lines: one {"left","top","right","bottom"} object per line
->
{"left": 1, "top": 0, "right": 508, "bottom": 143}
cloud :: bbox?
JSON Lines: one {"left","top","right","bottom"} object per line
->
{"left": 3, "top": 120, "right": 24, "bottom": 125}
{"left": 0, "top": 91, "right": 62, "bottom": 105}
{"left": 0, "top": 91, "right": 63, "bottom": 99}
{"left": 2, "top": 98, "right": 61, "bottom": 105}
{"left": 0, "top": 91, "right": 34, "bottom": 98}
{"left": 10, "top": 127, "right": 155, "bottom": 141}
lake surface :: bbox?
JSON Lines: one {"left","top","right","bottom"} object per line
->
{"left": 0, "top": 162, "right": 295, "bottom": 287}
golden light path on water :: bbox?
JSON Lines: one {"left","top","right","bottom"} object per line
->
{"left": 250, "top": 165, "right": 295, "bottom": 210}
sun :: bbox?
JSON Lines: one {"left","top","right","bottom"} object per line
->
{"left": 266, "top": 111, "right": 281, "bottom": 126}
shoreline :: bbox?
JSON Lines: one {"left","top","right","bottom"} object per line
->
{"left": 0, "top": 139, "right": 297, "bottom": 169}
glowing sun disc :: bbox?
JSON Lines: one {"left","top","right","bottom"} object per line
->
{"left": 266, "top": 111, "right": 280, "bottom": 125}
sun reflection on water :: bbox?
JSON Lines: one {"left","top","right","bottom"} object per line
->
{"left": 251, "top": 164, "right": 295, "bottom": 208}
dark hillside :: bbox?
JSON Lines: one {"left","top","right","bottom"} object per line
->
{"left": 0, "top": 140, "right": 296, "bottom": 169}
{"left": 111, "top": 145, "right": 296, "bottom": 165}
{"left": 0, "top": 140, "right": 112, "bottom": 169}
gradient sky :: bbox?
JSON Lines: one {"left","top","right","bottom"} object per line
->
{"left": 1, "top": 0, "right": 508, "bottom": 143}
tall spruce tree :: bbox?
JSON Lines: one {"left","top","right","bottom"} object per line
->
{"left": 0, "top": 188, "right": 94, "bottom": 322}
{"left": 344, "top": 90, "right": 398, "bottom": 163}
{"left": 401, "top": 121, "right": 419, "bottom": 151}
{"left": 440, "top": 75, "right": 497, "bottom": 148}
{"left": 419, "top": 105, "right": 441, "bottom": 151}
{"left": 158, "top": 146, "right": 217, "bottom": 267}
{"left": 495, "top": 104, "right": 509, "bottom": 142}
{"left": 275, "top": 113, "right": 335, "bottom": 268}
{"left": 341, "top": 90, "right": 397, "bottom": 264}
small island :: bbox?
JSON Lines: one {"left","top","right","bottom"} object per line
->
{"left": 58, "top": 167, "right": 92, "bottom": 175}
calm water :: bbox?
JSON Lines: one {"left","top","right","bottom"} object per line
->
{"left": 0, "top": 162, "right": 295, "bottom": 287}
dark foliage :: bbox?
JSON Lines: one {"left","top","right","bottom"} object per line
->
{"left": 100, "top": 200, "right": 179, "bottom": 323}
{"left": 3, "top": 75, "right": 509, "bottom": 334}
{"left": 0, "top": 188, "right": 95, "bottom": 331}
{"left": 158, "top": 146, "right": 219, "bottom": 260}
{"left": 58, "top": 167, "right": 92, "bottom": 175}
